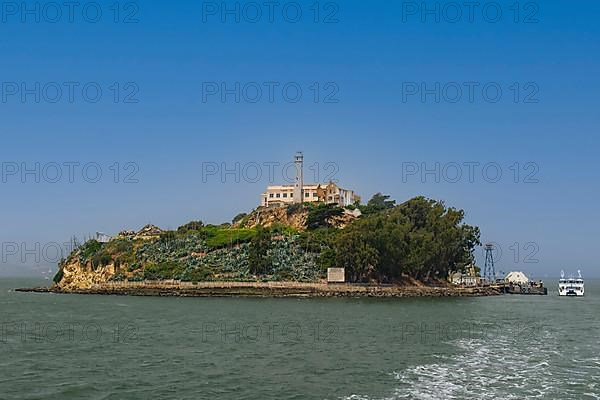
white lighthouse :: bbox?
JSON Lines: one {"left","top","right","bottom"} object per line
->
{"left": 293, "top": 152, "right": 304, "bottom": 204}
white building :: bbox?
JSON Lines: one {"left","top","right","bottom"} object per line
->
{"left": 450, "top": 272, "right": 480, "bottom": 287}
{"left": 505, "top": 271, "right": 530, "bottom": 285}
{"left": 95, "top": 232, "right": 112, "bottom": 243}
{"left": 261, "top": 181, "right": 360, "bottom": 208}
{"left": 260, "top": 153, "right": 360, "bottom": 208}
{"left": 450, "top": 264, "right": 481, "bottom": 286}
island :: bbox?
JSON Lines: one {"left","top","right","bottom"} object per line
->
{"left": 18, "top": 194, "right": 500, "bottom": 298}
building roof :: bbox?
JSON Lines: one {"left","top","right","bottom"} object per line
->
{"left": 265, "top": 184, "right": 324, "bottom": 190}
{"left": 264, "top": 183, "right": 354, "bottom": 192}
{"left": 505, "top": 271, "right": 530, "bottom": 284}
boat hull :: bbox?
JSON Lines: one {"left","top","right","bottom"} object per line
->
{"left": 558, "top": 290, "right": 584, "bottom": 297}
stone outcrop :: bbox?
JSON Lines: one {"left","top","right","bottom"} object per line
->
{"left": 234, "top": 206, "right": 360, "bottom": 231}
{"left": 118, "top": 225, "right": 163, "bottom": 240}
{"left": 235, "top": 207, "right": 308, "bottom": 230}
{"left": 135, "top": 224, "right": 163, "bottom": 240}
{"left": 56, "top": 258, "right": 116, "bottom": 291}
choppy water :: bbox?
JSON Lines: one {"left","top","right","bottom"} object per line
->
{"left": 1, "top": 278, "right": 599, "bottom": 399}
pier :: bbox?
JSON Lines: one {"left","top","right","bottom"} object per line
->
{"left": 488, "top": 282, "right": 548, "bottom": 295}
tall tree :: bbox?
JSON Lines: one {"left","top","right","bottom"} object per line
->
{"left": 334, "top": 196, "right": 480, "bottom": 283}
{"left": 361, "top": 193, "right": 396, "bottom": 215}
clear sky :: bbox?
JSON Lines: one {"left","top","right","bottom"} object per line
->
{"left": 1, "top": 0, "right": 599, "bottom": 278}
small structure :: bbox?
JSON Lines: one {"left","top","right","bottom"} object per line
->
{"left": 327, "top": 268, "right": 345, "bottom": 283}
{"left": 505, "top": 271, "right": 530, "bottom": 285}
{"left": 450, "top": 272, "right": 480, "bottom": 287}
{"left": 95, "top": 232, "right": 112, "bottom": 243}
{"left": 135, "top": 224, "right": 164, "bottom": 240}
{"left": 450, "top": 264, "right": 481, "bottom": 287}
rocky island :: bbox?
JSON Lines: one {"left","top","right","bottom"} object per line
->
{"left": 17, "top": 194, "right": 499, "bottom": 298}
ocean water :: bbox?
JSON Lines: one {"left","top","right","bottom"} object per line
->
{"left": 1, "top": 278, "right": 599, "bottom": 400}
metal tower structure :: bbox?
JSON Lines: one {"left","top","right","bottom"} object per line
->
{"left": 293, "top": 152, "right": 304, "bottom": 204}
{"left": 483, "top": 243, "right": 496, "bottom": 282}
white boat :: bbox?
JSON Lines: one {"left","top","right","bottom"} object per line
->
{"left": 558, "top": 270, "right": 584, "bottom": 297}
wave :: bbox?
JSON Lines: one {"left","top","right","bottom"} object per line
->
{"left": 340, "top": 333, "right": 600, "bottom": 400}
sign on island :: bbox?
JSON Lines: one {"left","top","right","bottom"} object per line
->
{"left": 327, "top": 268, "right": 345, "bottom": 283}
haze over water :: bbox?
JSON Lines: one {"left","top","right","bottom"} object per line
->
{"left": 2, "top": 278, "right": 599, "bottom": 399}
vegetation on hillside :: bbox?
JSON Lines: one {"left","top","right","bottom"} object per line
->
{"left": 55, "top": 195, "right": 480, "bottom": 285}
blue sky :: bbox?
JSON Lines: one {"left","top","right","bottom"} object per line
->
{"left": 1, "top": 0, "right": 599, "bottom": 277}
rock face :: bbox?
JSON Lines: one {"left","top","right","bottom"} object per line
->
{"left": 57, "top": 258, "right": 116, "bottom": 291}
{"left": 236, "top": 207, "right": 308, "bottom": 230}
{"left": 330, "top": 209, "right": 362, "bottom": 229}
{"left": 235, "top": 205, "right": 359, "bottom": 231}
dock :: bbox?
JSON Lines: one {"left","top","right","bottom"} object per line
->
{"left": 489, "top": 282, "right": 548, "bottom": 295}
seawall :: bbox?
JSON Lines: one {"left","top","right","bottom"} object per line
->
{"left": 16, "top": 280, "right": 502, "bottom": 298}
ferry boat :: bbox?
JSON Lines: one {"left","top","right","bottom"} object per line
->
{"left": 558, "top": 270, "right": 584, "bottom": 297}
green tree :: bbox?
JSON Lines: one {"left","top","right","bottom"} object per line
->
{"left": 360, "top": 193, "right": 396, "bottom": 215}
{"left": 306, "top": 203, "right": 344, "bottom": 229}
{"left": 248, "top": 226, "right": 272, "bottom": 275}
{"left": 177, "top": 220, "right": 204, "bottom": 234}
{"left": 333, "top": 196, "right": 480, "bottom": 283}
{"left": 52, "top": 268, "right": 64, "bottom": 284}
{"left": 232, "top": 213, "right": 247, "bottom": 224}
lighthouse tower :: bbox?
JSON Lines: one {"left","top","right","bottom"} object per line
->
{"left": 293, "top": 152, "right": 304, "bottom": 204}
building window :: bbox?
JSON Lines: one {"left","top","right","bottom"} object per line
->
{"left": 276, "top": 193, "right": 281, "bottom": 198}
{"left": 283, "top": 193, "right": 287, "bottom": 198}
{"left": 305, "top": 192, "right": 309, "bottom": 197}
{"left": 269, "top": 193, "right": 274, "bottom": 198}
{"left": 313, "top": 193, "right": 317, "bottom": 197}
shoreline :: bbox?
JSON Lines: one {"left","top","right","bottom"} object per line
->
{"left": 15, "top": 281, "right": 502, "bottom": 298}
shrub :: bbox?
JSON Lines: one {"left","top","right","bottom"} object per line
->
{"left": 204, "top": 227, "right": 257, "bottom": 249}
{"left": 306, "top": 203, "right": 344, "bottom": 229}
{"left": 232, "top": 213, "right": 247, "bottom": 224}
{"left": 110, "top": 273, "right": 126, "bottom": 281}
{"left": 160, "top": 231, "right": 177, "bottom": 241}
{"left": 107, "top": 239, "right": 133, "bottom": 254}
{"left": 91, "top": 251, "right": 112, "bottom": 269}
{"left": 180, "top": 265, "right": 212, "bottom": 282}
{"left": 79, "top": 240, "right": 103, "bottom": 261}
{"left": 143, "top": 261, "right": 185, "bottom": 280}
{"left": 248, "top": 226, "right": 272, "bottom": 275}
{"left": 177, "top": 220, "right": 204, "bottom": 234}
{"left": 286, "top": 203, "right": 304, "bottom": 216}
{"left": 270, "top": 223, "right": 298, "bottom": 236}
{"left": 52, "top": 268, "right": 64, "bottom": 284}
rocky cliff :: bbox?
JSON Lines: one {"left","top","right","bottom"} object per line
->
{"left": 235, "top": 204, "right": 360, "bottom": 230}
{"left": 57, "top": 258, "right": 116, "bottom": 291}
